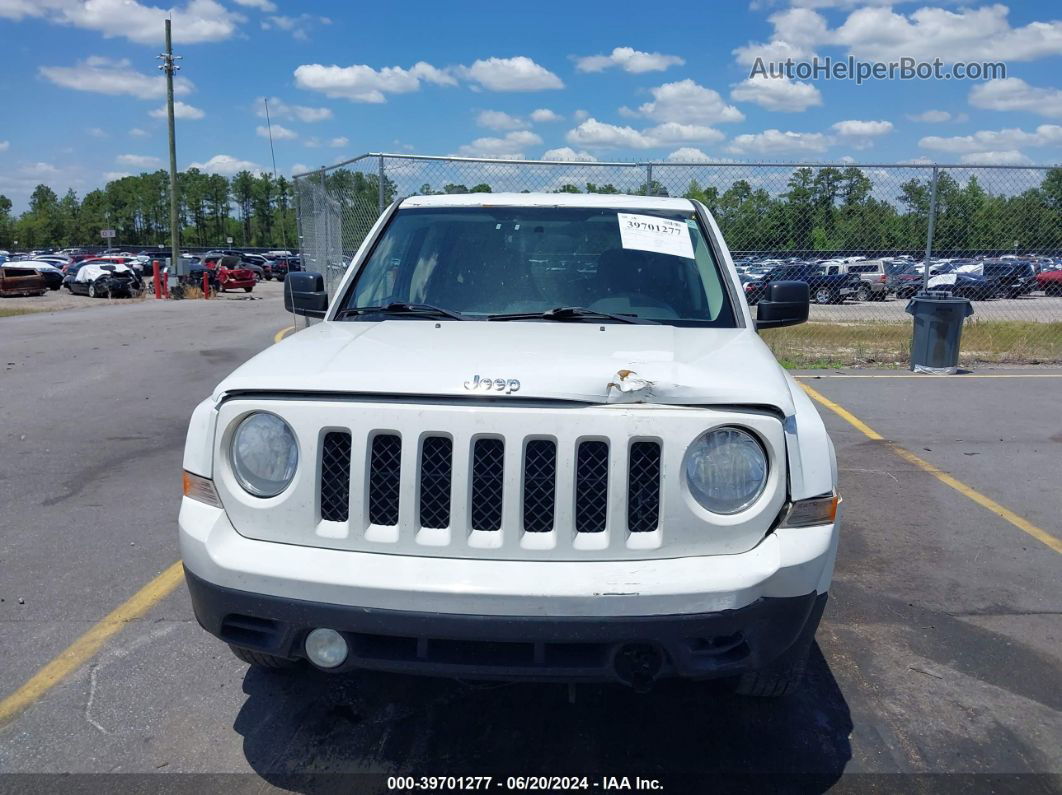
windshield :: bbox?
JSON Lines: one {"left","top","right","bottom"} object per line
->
{"left": 341, "top": 206, "right": 737, "bottom": 326}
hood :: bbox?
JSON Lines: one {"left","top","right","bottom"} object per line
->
{"left": 214, "top": 320, "right": 796, "bottom": 413}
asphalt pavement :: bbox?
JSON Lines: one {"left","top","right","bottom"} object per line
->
{"left": 0, "top": 287, "right": 1059, "bottom": 792}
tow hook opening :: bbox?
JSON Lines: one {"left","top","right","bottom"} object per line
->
{"left": 612, "top": 643, "right": 665, "bottom": 692}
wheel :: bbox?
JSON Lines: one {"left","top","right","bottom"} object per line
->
{"left": 733, "top": 597, "right": 825, "bottom": 698}
{"left": 855, "top": 284, "right": 872, "bottom": 302}
{"left": 814, "top": 287, "right": 833, "bottom": 305}
{"left": 265, "top": 274, "right": 273, "bottom": 281}
{"left": 243, "top": 286, "right": 253, "bottom": 292}
{"left": 229, "top": 644, "right": 299, "bottom": 670}
{"left": 88, "top": 281, "right": 106, "bottom": 298}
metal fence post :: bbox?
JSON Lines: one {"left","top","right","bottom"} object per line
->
{"left": 922, "top": 165, "right": 939, "bottom": 292}
{"left": 378, "top": 155, "right": 386, "bottom": 215}
{"left": 644, "top": 163, "right": 653, "bottom": 196}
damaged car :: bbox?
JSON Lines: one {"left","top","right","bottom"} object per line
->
{"left": 64, "top": 262, "right": 143, "bottom": 298}
{"left": 180, "top": 193, "right": 839, "bottom": 697}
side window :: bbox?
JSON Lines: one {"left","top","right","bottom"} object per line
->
{"left": 827, "top": 265, "right": 839, "bottom": 275}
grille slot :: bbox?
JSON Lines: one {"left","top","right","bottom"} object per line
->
{"left": 575, "top": 441, "right": 609, "bottom": 533}
{"left": 320, "top": 431, "right": 351, "bottom": 522}
{"left": 523, "top": 440, "right": 557, "bottom": 533}
{"left": 368, "top": 434, "right": 402, "bottom": 525}
{"left": 470, "top": 438, "right": 504, "bottom": 531}
{"left": 628, "top": 441, "right": 661, "bottom": 533}
{"left": 419, "top": 436, "right": 453, "bottom": 529}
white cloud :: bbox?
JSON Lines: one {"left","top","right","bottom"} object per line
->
{"left": 636, "top": 79, "right": 744, "bottom": 124}
{"left": 919, "top": 125, "right": 1062, "bottom": 154}
{"left": 103, "top": 171, "right": 132, "bottom": 181}
{"left": 458, "top": 56, "right": 563, "bottom": 91}
{"left": 565, "top": 118, "right": 724, "bottom": 149}
{"left": 0, "top": 140, "right": 9, "bottom": 151}
{"left": 833, "top": 5, "right": 1062, "bottom": 63}
{"left": 907, "top": 110, "right": 952, "bottom": 123}
{"left": 530, "top": 108, "right": 562, "bottom": 123}
{"left": 232, "top": 0, "right": 275, "bottom": 10}
{"left": 22, "top": 161, "right": 60, "bottom": 177}
{"left": 87, "top": 127, "right": 108, "bottom": 138}
{"left": 187, "top": 154, "right": 263, "bottom": 175}
{"left": 959, "top": 150, "right": 1034, "bottom": 166}
{"left": 573, "top": 109, "right": 590, "bottom": 121}
{"left": 149, "top": 101, "right": 205, "bottom": 120}
{"left": 129, "top": 128, "right": 148, "bottom": 137}
{"left": 733, "top": 8, "right": 825, "bottom": 67}
{"left": 574, "top": 46, "right": 684, "bottom": 74}
{"left": 476, "top": 110, "right": 528, "bottom": 130}
{"left": 329, "top": 136, "right": 348, "bottom": 148}
{"left": 665, "top": 147, "right": 736, "bottom": 163}
{"left": 541, "top": 147, "right": 598, "bottom": 162}
{"left": 291, "top": 163, "right": 311, "bottom": 175}
{"left": 456, "top": 130, "right": 542, "bottom": 158}
{"left": 831, "top": 119, "right": 893, "bottom": 149}
{"left": 256, "top": 124, "right": 297, "bottom": 140}
{"left": 116, "top": 153, "right": 161, "bottom": 168}
{"left": 2, "top": 0, "right": 242, "bottom": 45}
{"left": 969, "top": 78, "right": 1062, "bottom": 120}
{"left": 262, "top": 13, "right": 331, "bottom": 41}
{"left": 725, "top": 129, "right": 830, "bottom": 155}
{"left": 737, "top": 5, "right": 1062, "bottom": 70}
{"left": 40, "top": 56, "right": 193, "bottom": 99}
{"left": 730, "top": 76, "right": 821, "bottom": 112}
{"left": 256, "top": 97, "right": 332, "bottom": 123}
{"left": 293, "top": 61, "right": 455, "bottom": 103}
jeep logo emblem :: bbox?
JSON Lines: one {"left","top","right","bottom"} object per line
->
{"left": 464, "top": 374, "right": 521, "bottom": 395}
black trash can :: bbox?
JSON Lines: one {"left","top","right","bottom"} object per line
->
{"left": 905, "top": 291, "right": 974, "bottom": 374}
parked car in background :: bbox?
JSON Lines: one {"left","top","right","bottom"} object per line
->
{"left": 269, "top": 255, "right": 302, "bottom": 281}
{"left": 0, "top": 264, "right": 48, "bottom": 296}
{"left": 980, "top": 260, "right": 1037, "bottom": 298}
{"left": 744, "top": 263, "right": 862, "bottom": 305}
{"left": 821, "top": 259, "right": 888, "bottom": 301}
{"left": 16, "top": 260, "right": 64, "bottom": 290}
{"left": 926, "top": 263, "right": 996, "bottom": 300}
{"left": 240, "top": 253, "right": 274, "bottom": 280}
{"left": 64, "top": 262, "right": 142, "bottom": 298}
{"left": 215, "top": 256, "right": 256, "bottom": 293}
{"left": 1036, "top": 268, "right": 1062, "bottom": 296}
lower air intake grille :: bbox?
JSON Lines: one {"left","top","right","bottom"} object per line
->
{"left": 523, "top": 440, "right": 556, "bottom": 533}
{"left": 628, "top": 441, "right": 661, "bottom": 533}
{"left": 419, "top": 436, "right": 453, "bottom": 529}
{"left": 369, "top": 434, "right": 401, "bottom": 525}
{"left": 575, "top": 441, "right": 609, "bottom": 533}
{"left": 470, "top": 438, "right": 504, "bottom": 531}
{"left": 320, "top": 431, "right": 351, "bottom": 522}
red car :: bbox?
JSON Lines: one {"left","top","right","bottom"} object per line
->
{"left": 1035, "top": 269, "right": 1062, "bottom": 296}
{"left": 205, "top": 255, "right": 256, "bottom": 293}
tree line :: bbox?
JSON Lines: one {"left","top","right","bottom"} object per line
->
{"left": 0, "top": 169, "right": 298, "bottom": 251}
{"left": 4, "top": 165, "right": 1060, "bottom": 255}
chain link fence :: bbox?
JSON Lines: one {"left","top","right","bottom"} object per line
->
{"left": 294, "top": 154, "right": 1062, "bottom": 367}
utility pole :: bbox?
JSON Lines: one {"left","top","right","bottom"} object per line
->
{"left": 158, "top": 19, "right": 182, "bottom": 282}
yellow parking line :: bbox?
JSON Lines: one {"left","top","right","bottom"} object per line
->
{"left": 0, "top": 323, "right": 306, "bottom": 728}
{"left": 800, "top": 382, "right": 1062, "bottom": 555}
{"left": 0, "top": 562, "right": 185, "bottom": 728}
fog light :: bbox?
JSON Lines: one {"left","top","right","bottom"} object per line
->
{"left": 304, "top": 628, "right": 348, "bottom": 668}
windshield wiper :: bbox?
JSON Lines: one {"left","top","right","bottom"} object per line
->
{"left": 335, "top": 302, "right": 467, "bottom": 321}
{"left": 488, "top": 306, "right": 658, "bottom": 324}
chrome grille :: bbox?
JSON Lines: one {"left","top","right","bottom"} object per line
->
{"left": 628, "top": 442, "right": 661, "bottom": 533}
{"left": 419, "top": 436, "right": 453, "bottom": 529}
{"left": 522, "top": 440, "right": 557, "bottom": 533}
{"left": 575, "top": 441, "right": 609, "bottom": 533}
{"left": 319, "top": 431, "right": 351, "bottom": 522}
{"left": 368, "top": 434, "right": 401, "bottom": 525}
{"left": 470, "top": 438, "right": 504, "bottom": 531}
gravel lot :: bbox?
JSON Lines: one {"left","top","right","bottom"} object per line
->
{"left": 808, "top": 293, "right": 1062, "bottom": 323}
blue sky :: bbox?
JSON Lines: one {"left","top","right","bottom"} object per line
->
{"left": 1, "top": 0, "right": 1061, "bottom": 208}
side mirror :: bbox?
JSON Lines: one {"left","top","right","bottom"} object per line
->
{"left": 755, "top": 280, "right": 809, "bottom": 330}
{"left": 284, "top": 271, "right": 328, "bottom": 318}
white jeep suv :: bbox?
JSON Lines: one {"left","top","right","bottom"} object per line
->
{"left": 179, "top": 193, "right": 839, "bottom": 696}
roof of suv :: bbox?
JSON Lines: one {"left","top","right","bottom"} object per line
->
{"left": 400, "top": 192, "right": 695, "bottom": 212}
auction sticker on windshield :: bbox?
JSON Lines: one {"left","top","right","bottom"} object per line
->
{"left": 617, "top": 212, "right": 695, "bottom": 259}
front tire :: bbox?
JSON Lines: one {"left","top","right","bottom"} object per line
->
{"left": 814, "top": 287, "right": 834, "bottom": 305}
{"left": 229, "top": 644, "right": 300, "bottom": 670}
{"left": 243, "top": 286, "right": 253, "bottom": 293}
{"left": 855, "top": 284, "right": 872, "bottom": 302}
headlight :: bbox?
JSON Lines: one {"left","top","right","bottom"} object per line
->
{"left": 230, "top": 412, "right": 298, "bottom": 497}
{"left": 685, "top": 427, "right": 768, "bottom": 514}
